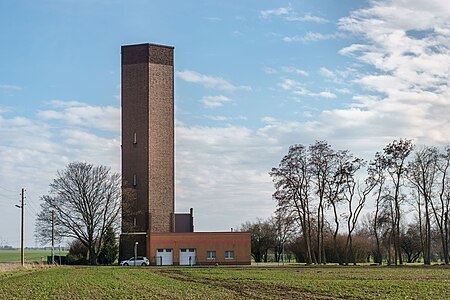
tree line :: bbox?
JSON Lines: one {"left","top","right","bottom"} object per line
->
{"left": 242, "top": 139, "right": 450, "bottom": 265}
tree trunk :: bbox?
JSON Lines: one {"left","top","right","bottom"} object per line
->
{"left": 387, "top": 232, "right": 392, "bottom": 266}
{"left": 317, "top": 202, "right": 322, "bottom": 264}
{"left": 331, "top": 202, "right": 341, "bottom": 264}
{"left": 88, "top": 246, "right": 97, "bottom": 265}
{"left": 444, "top": 213, "right": 449, "bottom": 264}
{"left": 301, "top": 217, "right": 312, "bottom": 264}
{"left": 424, "top": 202, "right": 431, "bottom": 265}
{"left": 373, "top": 185, "right": 383, "bottom": 265}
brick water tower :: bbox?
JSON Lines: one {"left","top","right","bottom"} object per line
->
{"left": 119, "top": 43, "right": 175, "bottom": 259}
{"left": 119, "top": 43, "right": 250, "bottom": 265}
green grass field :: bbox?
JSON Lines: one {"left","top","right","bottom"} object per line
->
{"left": 0, "top": 265, "right": 449, "bottom": 299}
{"left": 0, "top": 249, "right": 68, "bottom": 263}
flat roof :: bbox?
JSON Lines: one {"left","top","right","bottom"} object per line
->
{"left": 121, "top": 43, "right": 174, "bottom": 49}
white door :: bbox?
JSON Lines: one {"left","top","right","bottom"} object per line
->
{"left": 179, "top": 248, "right": 196, "bottom": 266}
{"left": 156, "top": 249, "right": 173, "bottom": 265}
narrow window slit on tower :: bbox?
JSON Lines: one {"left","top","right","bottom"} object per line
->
{"left": 133, "top": 217, "right": 137, "bottom": 227}
{"left": 133, "top": 174, "right": 137, "bottom": 186}
{"left": 133, "top": 131, "right": 137, "bottom": 144}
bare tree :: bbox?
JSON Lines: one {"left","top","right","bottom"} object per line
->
{"left": 309, "top": 141, "right": 335, "bottom": 264}
{"left": 435, "top": 147, "right": 450, "bottom": 264}
{"left": 271, "top": 207, "right": 296, "bottom": 262}
{"left": 340, "top": 156, "right": 378, "bottom": 265}
{"left": 326, "top": 150, "right": 352, "bottom": 265}
{"left": 381, "top": 139, "right": 414, "bottom": 265}
{"left": 36, "top": 162, "right": 123, "bottom": 265}
{"left": 270, "top": 144, "right": 315, "bottom": 264}
{"left": 400, "top": 222, "right": 422, "bottom": 263}
{"left": 407, "top": 146, "right": 437, "bottom": 264}
{"left": 368, "top": 152, "right": 387, "bottom": 264}
{"left": 240, "top": 219, "right": 276, "bottom": 262}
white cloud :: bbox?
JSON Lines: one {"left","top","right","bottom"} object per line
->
{"left": 265, "top": 66, "right": 309, "bottom": 76}
{"left": 175, "top": 124, "right": 280, "bottom": 229}
{"left": 263, "top": 67, "right": 278, "bottom": 74}
{"left": 232, "top": 30, "right": 243, "bottom": 37}
{"left": 204, "top": 115, "right": 247, "bottom": 122}
{"left": 204, "top": 115, "right": 229, "bottom": 121}
{"left": 260, "top": 6, "right": 292, "bottom": 18}
{"left": 279, "top": 78, "right": 337, "bottom": 99}
{"left": 281, "top": 66, "right": 309, "bottom": 76}
{"left": 302, "top": 111, "right": 314, "bottom": 118}
{"left": 0, "top": 84, "right": 22, "bottom": 91}
{"left": 201, "top": 95, "right": 232, "bottom": 108}
{"left": 283, "top": 32, "right": 345, "bottom": 43}
{"left": 339, "top": 44, "right": 373, "bottom": 56}
{"left": 286, "top": 13, "right": 329, "bottom": 24}
{"left": 261, "top": 6, "right": 328, "bottom": 24}
{"left": 325, "top": 0, "right": 450, "bottom": 146}
{"left": 176, "top": 70, "right": 251, "bottom": 92}
{"left": 317, "top": 91, "right": 337, "bottom": 99}
{"left": 0, "top": 105, "right": 120, "bottom": 247}
{"left": 204, "top": 17, "right": 221, "bottom": 22}
{"left": 336, "top": 88, "right": 352, "bottom": 94}
{"left": 319, "top": 67, "right": 336, "bottom": 78}
{"left": 48, "top": 100, "right": 85, "bottom": 107}
{"left": 38, "top": 101, "right": 120, "bottom": 132}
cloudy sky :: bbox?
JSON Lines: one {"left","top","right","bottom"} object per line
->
{"left": 1, "top": 0, "right": 450, "bottom": 247}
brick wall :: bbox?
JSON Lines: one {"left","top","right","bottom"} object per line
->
{"left": 148, "top": 232, "right": 252, "bottom": 265}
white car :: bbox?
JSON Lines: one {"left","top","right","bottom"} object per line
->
{"left": 120, "top": 256, "right": 150, "bottom": 266}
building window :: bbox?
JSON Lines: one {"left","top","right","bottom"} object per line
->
{"left": 133, "top": 132, "right": 137, "bottom": 144}
{"left": 207, "top": 251, "right": 216, "bottom": 259}
{"left": 133, "top": 174, "right": 137, "bottom": 186}
{"left": 225, "top": 251, "right": 234, "bottom": 259}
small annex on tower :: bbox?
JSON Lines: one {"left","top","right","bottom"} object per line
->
{"left": 119, "top": 43, "right": 251, "bottom": 265}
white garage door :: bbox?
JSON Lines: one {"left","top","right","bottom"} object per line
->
{"left": 179, "top": 248, "right": 196, "bottom": 266}
{"left": 156, "top": 249, "right": 173, "bottom": 266}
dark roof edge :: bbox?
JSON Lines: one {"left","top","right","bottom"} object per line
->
{"left": 121, "top": 43, "right": 175, "bottom": 49}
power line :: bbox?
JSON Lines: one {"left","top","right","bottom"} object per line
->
{"left": 25, "top": 207, "right": 37, "bottom": 221}
{"left": 0, "top": 194, "right": 19, "bottom": 200}
{"left": 0, "top": 188, "right": 22, "bottom": 210}
{"left": 0, "top": 185, "right": 17, "bottom": 193}
{"left": 24, "top": 191, "right": 40, "bottom": 215}
{"left": 0, "top": 191, "right": 20, "bottom": 199}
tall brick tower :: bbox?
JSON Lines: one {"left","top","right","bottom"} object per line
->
{"left": 120, "top": 43, "right": 175, "bottom": 259}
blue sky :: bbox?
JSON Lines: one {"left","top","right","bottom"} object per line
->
{"left": 1, "top": 0, "right": 450, "bottom": 247}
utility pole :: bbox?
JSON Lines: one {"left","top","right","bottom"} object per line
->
{"left": 20, "top": 188, "right": 24, "bottom": 266}
{"left": 15, "top": 188, "right": 25, "bottom": 266}
{"left": 51, "top": 210, "right": 55, "bottom": 264}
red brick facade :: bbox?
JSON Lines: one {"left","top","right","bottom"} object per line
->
{"left": 148, "top": 232, "right": 251, "bottom": 265}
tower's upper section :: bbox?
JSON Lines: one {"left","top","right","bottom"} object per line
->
{"left": 121, "top": 43, "right": 175, "bottom": 233}
{"left": 122, "top": 43, "right": 174, "bottom": 66}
